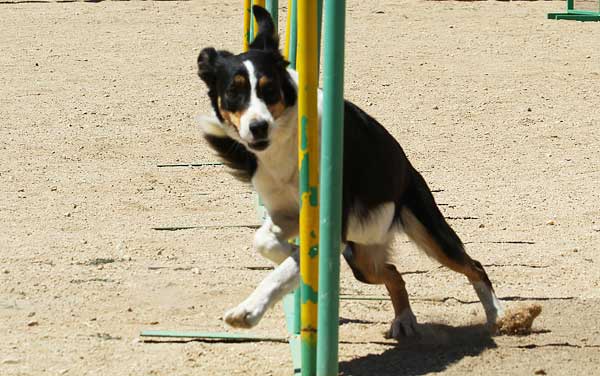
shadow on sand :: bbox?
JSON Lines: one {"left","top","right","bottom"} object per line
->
{"left": 340, "top": 322, "right": 497, "bottom": 376}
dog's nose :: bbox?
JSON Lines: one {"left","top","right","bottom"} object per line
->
{"left": 249, "top": 120, "right": 269, "bottom": 140}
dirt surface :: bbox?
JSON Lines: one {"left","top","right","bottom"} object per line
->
{"left": 1, "top": 1, "right": 599, "bottom": 375}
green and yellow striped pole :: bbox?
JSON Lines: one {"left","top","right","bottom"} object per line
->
{"left": 243, "top": 0, "right": 251, "bottom": 51}
{"left": 297, "top": 1, "right": 320, "bottom": 375}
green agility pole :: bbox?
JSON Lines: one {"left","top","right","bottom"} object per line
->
{"left": 251, "top": 0, "right": 266, "bottom": 38}
{"left": 266, "top": 0, "right": 279, "bottom": 30}
{"left": 316, "top": 0, "right": 346, "bottom": 375}
{"left": 286, "top": 0, "right": 298, "bottom": 69}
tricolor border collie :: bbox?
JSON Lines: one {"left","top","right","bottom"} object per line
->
{"left": 196, "top": 6, "right": 503, "bottom": 339}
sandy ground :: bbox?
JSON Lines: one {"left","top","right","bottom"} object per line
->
{"left": 1, "top": 0, "right": 599, "bottom": 375}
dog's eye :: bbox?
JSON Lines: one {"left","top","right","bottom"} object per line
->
{"left": 223, "top": 88, "right": 245, "bottom": 109}
{"left": 226, "top": 88, "right": 241, "bottom": 101}
{"left": 260, "top": 83, "right": 280, "bottom": 105}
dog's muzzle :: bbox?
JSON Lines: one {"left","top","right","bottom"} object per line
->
{"left": 248, "top": 120, "right": 270, "bottom": 151}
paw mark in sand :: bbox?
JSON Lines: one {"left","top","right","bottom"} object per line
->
{"left": 496, "top": 304, "right": 542, "bottom": 335}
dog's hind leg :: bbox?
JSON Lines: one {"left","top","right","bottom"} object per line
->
{"left": 400, "top": 171, "right": 504, "bottom": 326}
{"left": 343, "top": 243, "right": 418, "bottom": 339}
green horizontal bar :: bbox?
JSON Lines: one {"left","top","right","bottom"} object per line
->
{"left": 548, "top": 12, "right": 600, "bottom": 20}
{"left": 152, "top": 224, "right": 261, "bottom": 231}
{"left": 140, "top": 330, "right": 286, "bottom": 343}
{"left": 340, "top": 295, "right": 389, "bottom": 301}
{"left": 567, "top": 9, "right": 600, "bottom": 15}
{"left": 157, "top": 163, "right": 223, "bottom": 168}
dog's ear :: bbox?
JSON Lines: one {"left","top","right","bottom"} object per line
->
{"left": 198, "top": 48, "right": 234, "bottom": 88}
{"left": 249, "top": 5, "right": 279, "bottom": 51}
{"left": 197, "top": 47, "right": 219, "bottom": 87}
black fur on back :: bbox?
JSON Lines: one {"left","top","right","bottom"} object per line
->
{"left": 340, "top": 100, "right": 411, "bottom": 238}
{"left": 340, "top": 100, "right": 466, "bottom": 264}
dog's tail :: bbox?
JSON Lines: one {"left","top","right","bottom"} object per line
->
{"left": 399, "top": 169, "right": 471, "bottom": 267}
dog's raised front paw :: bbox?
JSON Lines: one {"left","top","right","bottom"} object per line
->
{"left": 223, "top": 300, "right": 265, "bottom": 329}
{"left": 385, "top": 309, "right": 419, "bottom": 340}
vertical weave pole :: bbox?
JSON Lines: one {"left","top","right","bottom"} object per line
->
{"left": 266, "top": 0, "right": 279, "bottom": 31}
{"left": 297, "top": 1, "right": 320, "bottom": 375}
{"left": 284, "top": 0, "right": 301, "bottom": 338}
{"left": 252, "top": 0, "right": 266, "bottom": 38}
{"left": 243, "top": 0, "right": 251, "bottom": 51}
{"left": 284, "top": 1, "right": 292, "bottom": 60}
{"left": 285, "top": 0, "right": 298, "bottom": 68}
{"left": 316, "top": 0, "right": 346, "bottom": 374}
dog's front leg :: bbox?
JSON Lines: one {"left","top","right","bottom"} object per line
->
{"left": 224, "top": 251, "right": 299, "bottom": 328}
{"left": 253, "top": 216, "right": 298, "bottom": 265}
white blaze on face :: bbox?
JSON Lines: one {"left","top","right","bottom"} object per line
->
{"left": 240, "top": 61, "right": 274, "bottom": 143}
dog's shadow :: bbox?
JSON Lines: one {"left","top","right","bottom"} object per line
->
{"left": 340, "top": 322, "right": 497, "bottom": 376}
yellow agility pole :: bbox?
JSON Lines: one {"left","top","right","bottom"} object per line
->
{"left": 243, "top": 0, "right": 251, "bottom": 51}
{"left": 283, "top": 1, "right": 292, "bottom": 60}
{"left": 297, "top": 1, "right": 319, "bottom": 375}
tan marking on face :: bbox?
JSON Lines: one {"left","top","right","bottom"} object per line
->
{"left": 220, "top": 110, "right": 243, "bottom": 129}
{"left": 268, "top": 100, "right": 286, "bottom": 119}
{"left": 232, "top": 74, "right": 248, "bottom": 88}
{"left": 258, "top": 77, "right": 286, "bottom": 119}
{"left": 258, "top": 76, "right": 271, "bottom": 89}
{"left": 218, "top": 97, "right": 243, "bottom": 131}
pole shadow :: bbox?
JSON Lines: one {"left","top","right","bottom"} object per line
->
{"left": 340, "top": 322, "right": 497, "bottom": 376}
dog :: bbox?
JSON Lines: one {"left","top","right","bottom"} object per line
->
{"left": 195, "top": 6, "right": 503, "bottom": 339}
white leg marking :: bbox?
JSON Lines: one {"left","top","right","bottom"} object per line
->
{"left": 386, "top": 308, "right": 418, "bottom": 339}
{"left": 346, "top": 202, "right": 396, "bottom": 245}
{"left": 224, "top": 252, "right": 299, "bottom": 328}
{"left": 473, "top": 281, "right": 504, "bottom": 324}
{"left": 253, "top": 217, "right": 296, "bottom": 265}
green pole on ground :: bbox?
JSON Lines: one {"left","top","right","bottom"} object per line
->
{"left": 316, "top": 0, "right": 346, "bottom": 375}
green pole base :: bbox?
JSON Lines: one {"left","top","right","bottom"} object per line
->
{"left": 547, "top": 12, "right": 600, "bottom": 21}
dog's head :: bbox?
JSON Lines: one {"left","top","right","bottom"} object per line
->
{"left": 197, "top": 6, "right": 297, "bottom": 152}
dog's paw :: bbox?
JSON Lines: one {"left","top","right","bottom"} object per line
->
{"left": 223, "top": 300, "right": 265, "bottom": 329}
{"left": 384, "top": 309, "right": 419, "bottom": 340}
{"left": 195, "top": 114, "right": 226, "bottom": 137}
